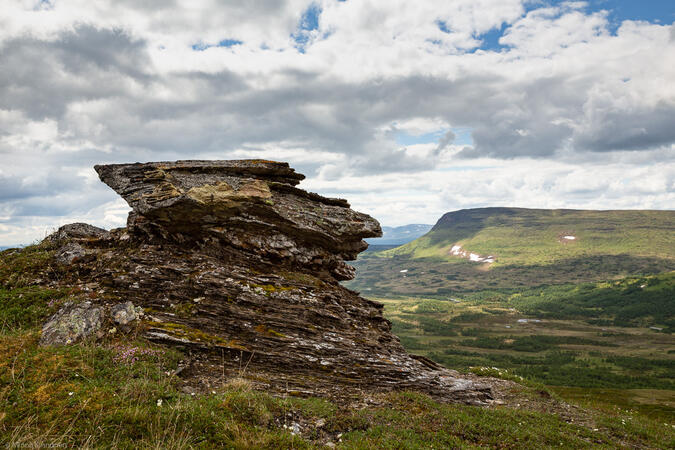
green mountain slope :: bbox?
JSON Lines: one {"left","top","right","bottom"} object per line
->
{"left": 386, "top": 207, "right": 675, "bottom": 266}
{"left": 347, "top": 208, "right": 674, "bottom": 296}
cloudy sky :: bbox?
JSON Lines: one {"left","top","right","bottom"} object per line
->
{"left": 1, "top": 0, "right": 674, "bottom": 246}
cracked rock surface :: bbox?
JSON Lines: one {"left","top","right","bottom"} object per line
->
{"left": 42, "top": 160, "right": 491, "bottom": 404}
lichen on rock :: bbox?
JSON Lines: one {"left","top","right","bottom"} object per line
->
{"left": 111, "top": 301, "right": 140, "bottom": 326}
{"left": 36, "top": 159, "right": 491, "bottom": 404}
{"left": 54, "top": 242, "right": 86, "bottom": 265}
{"left": 40, "top": 301, "right": 102, "bottom": 346}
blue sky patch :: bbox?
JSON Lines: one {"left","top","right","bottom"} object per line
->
{"left": 466, "top": 23, "right": 511, "bottom": 54}
{"left": 292, "top": 2, "right": 322, "bottom": 52}
{"left": 532, "top": 1, "right": 674, "bottom": 34}
{"left": 437, "top": 20, "right": 451, "bottom": 34}
{"left": 192, "top": 39, "right": 243, "bottom": 51}
{"left": 464, "top": 0, "right": 673, "bottom": 54}
{"left": 586, "top": 0, "right": 675, "bottom": 33}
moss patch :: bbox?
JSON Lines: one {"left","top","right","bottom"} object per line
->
{"left": 171, "top": 303, "right": 196, "bottom": 318}
{"left": 254, "top": 324, "right": 287, "bottom": 338}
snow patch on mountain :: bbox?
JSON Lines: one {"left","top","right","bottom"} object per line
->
{"left": 450, "top": 245, "right": 495, "bottom": 264}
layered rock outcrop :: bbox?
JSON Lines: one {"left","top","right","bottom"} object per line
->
{"left": 42, "top": 160, "right": 491, "bottom": 404}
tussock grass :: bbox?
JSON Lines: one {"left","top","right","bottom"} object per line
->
{"left": 1, "top": 329, "right": 673, "bottom": 448}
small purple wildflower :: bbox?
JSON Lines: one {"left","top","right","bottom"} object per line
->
{"left": 112, "top": 344, "right": 165, "bottom": 364}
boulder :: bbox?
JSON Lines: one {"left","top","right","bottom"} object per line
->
{"left": 54, "top": 242, "right": 86, "bottom": 265}
{"left": 40, "top": 301, "right": 102, "bottom": 346}
{"left": 48, "top": 223, "right": 111, "bottom": 242}
{"left": 49, "top": 223, "right": 111, "bottom": 265}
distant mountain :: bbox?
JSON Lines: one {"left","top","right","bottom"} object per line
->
{"left": 348, "top": 207, "right": 675, "bottom": 296}
{"left": 366, "top": 224, "right": 433, "bottom": 246}
{"left": 387, "top": 207, "right": 674, "bottom": 265}
{"left": 0, "top": 245, "right": 23, "bottom": 251}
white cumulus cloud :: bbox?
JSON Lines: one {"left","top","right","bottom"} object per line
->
{"left": 0, "top": 0, "right": 673, "bottom": 244}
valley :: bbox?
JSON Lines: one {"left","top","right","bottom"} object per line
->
{"left": 377, "top": 294, "right": 674, "bottom": 419}
{"left": 346, "top": 207, "right": 675, "bottom": 426}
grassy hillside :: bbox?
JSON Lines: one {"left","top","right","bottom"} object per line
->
{"left": 2, "top": 243, "right": 674, "bottom": 447}
{"left": 4, "top": 328, "right": 672, "bottom": 448}
{"left": 347, "top": 208, "right": 674, "bottom": 296}
{"left": 386, "top": 208, "right": 674, "bottom": 266}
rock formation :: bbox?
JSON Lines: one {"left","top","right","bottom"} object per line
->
{"left": 41, "top": 160, "right": 491, "bottom": 404}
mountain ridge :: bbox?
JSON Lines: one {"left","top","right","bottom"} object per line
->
{"left": 365, "top": 224, "right": 433, "bottom": 245}
{"left": 386, "top": 207, "right": 674, "bottom": 266}
{"left": 347, "top": 207, "right": 674, "bottom": 297}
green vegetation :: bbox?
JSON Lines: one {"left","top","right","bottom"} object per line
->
{"left": 380, "top": 289, "right": 675, "bottom": 390}
{"left": 0, "top": 242, "right": 61, "bottom": 288}
{"left": 347, "top": 252, "right": 674, "bottom": 297}
{"left": 387, "top": 208, "right": 674, "bottom": 266}
{"left": 347, "top": 208, "right": 674, "bottom": 297}
{"left": 348, "top": 208, "right": 674, "bottom": 400}
{"left": 550, "top": 387, "right": 675, "bottom": 423}
{"left": 392, "top": 271, "right": 675, "bottom": 330}
{"left": 0, "top": 286, "right": 69, "bottom": 332}
{"left": 364, "top": 271, "right": 675, "bottom": 330}
{"left": 333, "top": 391, "right": 673, "bottom": 449}
{"left": 458, "top": 335, "right": 618, "bottom": 352}
{"left": 504, "top": 272, "right": 675, "bottom": 329}
{"left": 0, "top": 331, "right": 315, "bottom": 448}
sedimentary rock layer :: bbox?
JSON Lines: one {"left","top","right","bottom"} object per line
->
{"left": 94, "top": 160, "right": 379, "bottom": 281}
{"left": 42, "top": 160, "right": 491, "bottom": 404}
